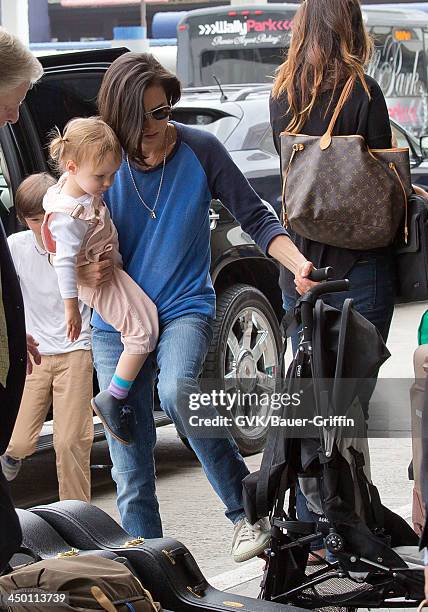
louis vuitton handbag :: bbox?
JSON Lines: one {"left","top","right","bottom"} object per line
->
{"left": 280, "top": 77, "right": 413, "bottom": 250}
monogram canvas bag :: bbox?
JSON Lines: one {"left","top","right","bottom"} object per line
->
{"left": 280, "top": 77, "right": 412, "bottom": 250}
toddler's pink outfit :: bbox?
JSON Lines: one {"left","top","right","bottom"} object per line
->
{"left": 42, "top": 174, "right": 158, "bottom": 354}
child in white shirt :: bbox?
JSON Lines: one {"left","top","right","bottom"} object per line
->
{"left": 1, "top": 173, "right": 93, "bottom": 501}
{"left": 42, "top": 117, "right": 158, "bottom": 445}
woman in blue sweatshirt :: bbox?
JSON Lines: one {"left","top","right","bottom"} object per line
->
{"left": 78, "top": 52, "right": 315, "bottom": 562}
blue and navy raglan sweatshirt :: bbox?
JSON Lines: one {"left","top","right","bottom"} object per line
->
{"left": 91, "top": 122, "right": 288, "bottom": 330}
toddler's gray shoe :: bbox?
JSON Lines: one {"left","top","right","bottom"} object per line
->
{"left": 91, "top": 390, "right": 133, "bottom": 445}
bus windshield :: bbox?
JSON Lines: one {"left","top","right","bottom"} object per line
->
{"left": 177, "top": 5, "right": 294, "bottom": 86}
{"left": 201, "top": 47, "right": 284, "bottom": 85}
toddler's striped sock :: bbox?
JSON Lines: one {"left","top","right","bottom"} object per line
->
{"left": 108, "top": 374, "right": 133, "bottom": 400}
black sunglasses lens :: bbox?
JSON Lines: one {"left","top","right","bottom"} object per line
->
{"left": 152, "top": 108, "right": 171, "bottom": 120}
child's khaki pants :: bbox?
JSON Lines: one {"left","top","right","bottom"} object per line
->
{"left": 7, "top": 350, "right": 94, "bottom": 502}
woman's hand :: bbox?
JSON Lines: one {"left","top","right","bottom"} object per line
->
{"left": 64, "top": 298, "right": 82, "bottom": 342}
{"left": 77, "top": 258, "right": 113, "bottom": 288}
{"left": 294, "top": 260, "right": 318, "bottom": 295}
{"left": 26, "top": 334, "right": 41, "bottom": 375}
{"left": 267, "top": 236, "right": 318, "bottom": 294}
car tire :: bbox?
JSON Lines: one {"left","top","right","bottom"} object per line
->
{"left": 202, "top": 283, "right": 283, "bottom": 456}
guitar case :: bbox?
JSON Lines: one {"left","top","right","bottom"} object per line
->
{"left": 7, "top": 510, "right": 176, "bottom": 612}
{"left": 14, "top": 508, "right": 119, "bottom": 563}
{"left": 30, "top": 500, "right": 303, "bottom": 612}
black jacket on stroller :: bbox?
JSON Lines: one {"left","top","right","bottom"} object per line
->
{"left": 242, "top": 285, "right": 423, "bottom": 607}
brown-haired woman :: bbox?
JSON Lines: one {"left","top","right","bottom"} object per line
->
{"left": 270, "top": 0, "right": 394, "bottom": 561}
{"left": 77, "top": 51, "right": 317, "bottom": 561}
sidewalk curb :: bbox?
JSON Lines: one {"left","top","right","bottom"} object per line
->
{"left": 210, "top": 559, "right": 264, "bottom": 591}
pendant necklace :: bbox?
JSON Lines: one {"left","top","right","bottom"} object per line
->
{"left": 126, "top": 129, "right": 169, "bottom": 220}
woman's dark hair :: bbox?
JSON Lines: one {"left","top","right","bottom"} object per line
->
{"left": 97, "top": 52, "right": 181, "bottom": 164}
{"left": 272, "top": 0, "right": 373, "bottom": 133}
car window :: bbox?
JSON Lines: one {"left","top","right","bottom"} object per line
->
{"left": 239, "top": 122, "right": 269, "bottom": 151}
{"left": 391, "top": 123, "right": 420, "bottom": 164}
{"left": 391, "top": 124, "right": 410, "bottom": 150}
{"left": 25, "top": 72, "right": 102, "bottom": 162}
{"left": 172, "top": 108, "right": 224, "bottom": 126}
{"left": 171, "top": 108, "right": 239, "bottom": 143}
{"left": 259, "top": 127, "right": 278, "bottom": 156}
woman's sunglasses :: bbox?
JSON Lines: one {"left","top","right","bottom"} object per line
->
{"left": 143, "top": 105, "right": 172, "bottom": 121}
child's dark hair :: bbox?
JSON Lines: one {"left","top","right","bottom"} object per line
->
{"left": 15, "top": 172, "right": 56, "bottom": 224}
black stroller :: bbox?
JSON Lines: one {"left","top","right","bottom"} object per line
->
{"left": 243, "top": 268, "right": 425, "bottom": 610}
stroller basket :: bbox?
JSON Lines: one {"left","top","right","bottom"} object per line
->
{"left": 242, "top": 269, "right": 425, "bottom": 610}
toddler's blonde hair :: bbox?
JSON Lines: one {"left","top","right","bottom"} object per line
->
{"left": 49, "top": 116, "right": 122, "bottom": 173}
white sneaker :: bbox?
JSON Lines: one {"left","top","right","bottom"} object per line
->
{"left": 0, "top": 454, "right": 22, "bottom": 481}
{"left": 231, "top": 517, "right": 271, "bottom": 563}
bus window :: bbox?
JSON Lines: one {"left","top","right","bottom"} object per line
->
{"left": 366, "top": 24, "right": 428, "bottom": 134}
{"left": 200, "top": 48, "right": 283, "bottom": 85}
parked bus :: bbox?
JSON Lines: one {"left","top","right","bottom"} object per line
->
{"left": 177, "top": 3, "right": 428, "bottom": 135}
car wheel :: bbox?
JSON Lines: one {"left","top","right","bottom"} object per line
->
{"left": 203, "top": 283, "right": 283, "bottom": 456}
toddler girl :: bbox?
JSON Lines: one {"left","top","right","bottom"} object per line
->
{"left": 42, "top": 116, "right": 158, "bottom": 445}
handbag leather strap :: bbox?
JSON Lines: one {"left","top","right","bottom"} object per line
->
{"left": 281, "top": 76, "right": 355, "bottom": 224}
{"left": 320, "top": 76, "right": 355, "bottom": 150}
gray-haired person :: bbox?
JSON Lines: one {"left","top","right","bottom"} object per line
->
{"left": 0, "top": 27, "right": 43, "bottom": 572}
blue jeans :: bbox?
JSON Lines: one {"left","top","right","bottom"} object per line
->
{"left": 283, "top": 254, "right": 395, "bottom": 548}
{"left": 92, "top": 313, "right": 249, "bottom": 538}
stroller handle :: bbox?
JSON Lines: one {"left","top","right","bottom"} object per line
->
{"left": 300, "top": 277, "right": 350, "bottom": 343}
{"left": 308, "top": 267, "right": 332, "bottom": 282}
{"left": 302, "top": 279, "right": 350, "bottom": 304}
